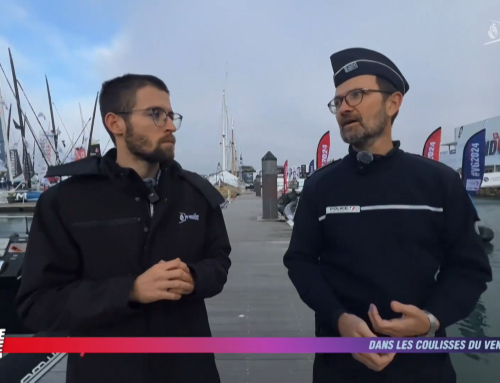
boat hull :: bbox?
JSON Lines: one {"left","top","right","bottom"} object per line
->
{"left": 6, "top": 191, "right": 43, "bottom": 204}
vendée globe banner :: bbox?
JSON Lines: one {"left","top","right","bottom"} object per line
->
{"left": 462, "top": 128, "right": 486, "bottom": 196}
{"left": 422, "top": 127, "right": 441, "bottom": 161}
{"left": 2, "top": 337, "right": 500, "bottom": 354}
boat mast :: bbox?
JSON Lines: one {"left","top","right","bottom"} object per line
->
{"left": 0, "top": 84, "right": 13, "bottom": 185}
{"left": 87, "top": 91, "right": 99, "bottom": 155}
{"left": 45, "top": 76, "right": 60, "bottom": 164}
{"left": 8, "top": 48, "right": 30, "bottom": 189}
{"left": 6, "top": 104, "right": 11, "bottom": 142}
{"left": 231, "top": 118, "right": 236, "bottom": 175}
{"left": 79, "top": 102, "right": 86, "bottom": 153}
{"left": 224, "top": 90, "right": 230, "bottom": 171}
{"left": 221, "top": 89, "right": 226, "bottom": 172}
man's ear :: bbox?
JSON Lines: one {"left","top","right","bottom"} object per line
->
{"left": 387, "top": 92, "right": 403, "bottom": 120}
{"left": 105, "top": 112, "right": 126, "bottom": 139}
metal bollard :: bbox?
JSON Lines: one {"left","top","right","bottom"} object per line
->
{"left": 261, "top": 151, "right": 278, "bottom": 219}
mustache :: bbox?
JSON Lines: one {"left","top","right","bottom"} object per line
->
{"left": 340, "top": 116, "right": 361, "bottom": 127}
{"left": 160, "top": 135, "right": 176, "bottom": 144}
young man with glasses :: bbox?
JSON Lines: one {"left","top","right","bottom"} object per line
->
{"left": 16, "top": 74, "right": 232, "bottom": 383}
{"left": 284, "top": 48, "right": 492, "bottom": 382}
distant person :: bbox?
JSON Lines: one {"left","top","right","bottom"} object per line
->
{"left": 284, "top": 48, "right": 492, "bottom": 383}
{"left": 16, "top": 74, "right": 232, "bottom": 383}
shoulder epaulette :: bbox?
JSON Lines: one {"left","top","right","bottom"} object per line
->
{"left": 307, "top": 159, "right": 342, "bottom": 180}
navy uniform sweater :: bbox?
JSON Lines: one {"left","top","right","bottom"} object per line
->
{"left": 284, "top": 141, "right": 492, "bottom": 336}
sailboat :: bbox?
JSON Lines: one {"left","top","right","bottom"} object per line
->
{"left": 214, "top": 70, "right": 247, "bottom": 189}
{"left": 0, "top": 49, "right": 85, "bottom": 203}
{"left": 1, "top": 61, "right": 56, "bottom": 203}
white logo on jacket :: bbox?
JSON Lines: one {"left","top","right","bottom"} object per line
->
{"left": 179, "top": 212, "right": 200, "bottom": 224}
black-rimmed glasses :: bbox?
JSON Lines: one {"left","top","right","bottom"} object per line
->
{"left": 328, "top": 88, "right": 393, "bottom": 114}
{"left": 116, "top": 107, "right": 183, "bottom": 130}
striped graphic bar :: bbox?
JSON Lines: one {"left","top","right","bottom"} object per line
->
{"left": 3, "top": 337, "right": 500, "bottom": 354}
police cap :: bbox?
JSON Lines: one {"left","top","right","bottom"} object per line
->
{"left": 330, "top": 47, "right": 409, "bottom": 95}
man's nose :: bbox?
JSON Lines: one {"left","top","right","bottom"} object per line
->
{"left": 338, "top": 98, "right": 354, "bottom": 114}
{"left": 164, "top": 116, "right": 177, "bottom": 133}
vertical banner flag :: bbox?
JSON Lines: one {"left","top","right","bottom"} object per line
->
{"left": 89, "top": 142, "right": 101, "bottom": 157}
{"left": 422, "top": 127, "right": 442, "bottom": 161}
{"left": 300, "top": 164, "right": 306, "bottom": 178}
{"left": 309, "top": 160, "right": 314, "bottom": 175}
{"left": 316, "top": 131, "right": 330, "bottom": 169}
{"left": 283, "top": 160, "right": 289, "bottom": 194}
{"left": 462, "top": 128, "right": 486, "bottom": 196}
{"left": 75, "top": 148, "right": 87, "bottom": 161}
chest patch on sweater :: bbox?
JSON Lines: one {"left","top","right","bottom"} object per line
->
{"left": 326, "top": 206, "right": 361, "bottom": 214}
{"left": 179, "top": 212, "right": 200, "bottom": 224}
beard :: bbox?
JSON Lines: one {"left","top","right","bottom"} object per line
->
{"left": 124, "top": 120, "right": 176, "bottom": 164}
{"left": 339, "top": 106, "right": 390, "bottom": 149}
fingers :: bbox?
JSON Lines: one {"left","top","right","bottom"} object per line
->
{"left": 356, "top": 320, "right": 378, "bottom": 338}
{"left": 164, "top": 268, "right": 192, "bottom": 283}
{"left": 159, "top": 258, "right": 190, "bottom": 273}
{"left": 368, "top": 304, "right": 406, "bottom": 336}
{"left": 154, "top": 263, "right": 192, "bottom": 283}
{"left": 157, "top": 279, "right": 193, "bottom": 293}
{"left": 354, "top": 352, "right": 395, "bottom": 372}
{"left": 390, "top": 301, "right": 416, "bottom": 315}
{"left": 168, "top": 288, "right": 193, "bottom": 295}
{"left": 157, "top": 290, "right": 182, "bottom": 301}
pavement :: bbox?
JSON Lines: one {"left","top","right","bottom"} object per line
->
{"left": 37, "top": 193, "right": 316, "bottom": 383}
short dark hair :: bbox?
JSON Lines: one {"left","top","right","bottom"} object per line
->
{"left": 99, "top": 74, "right": 170, "bottom": 144}
{"left": 376, "top": 76, "right": 399, "bottom": 124}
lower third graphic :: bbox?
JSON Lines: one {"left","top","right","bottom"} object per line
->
{"left": 0, "top": 328, "right": 5, "bottom": 358}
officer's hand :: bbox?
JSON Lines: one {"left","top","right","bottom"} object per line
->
{"left": 338, "top": 313, "right": 396, "bottom": 372}
{"left": 368, "top": 301, "right": 438, "bottom": 337}
{"left": 129, "top": 258, "right": 194, "bottom": 303}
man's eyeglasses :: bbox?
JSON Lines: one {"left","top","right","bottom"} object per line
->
{"left": 116, "top": 107, "right": 183, "bottom": 130}
{"left": 327, "top": 88, "right": 393, "bottom": 114}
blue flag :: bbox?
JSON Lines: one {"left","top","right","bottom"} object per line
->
{"left": 309, "top": 159, "right": 315, "bottom": 175}
{"left": 462, "top": 128, "right": 486, "bottom": 196}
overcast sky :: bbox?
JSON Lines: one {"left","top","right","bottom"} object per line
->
{"left": 0, "top": 0, "right": 499, "bottom": 174}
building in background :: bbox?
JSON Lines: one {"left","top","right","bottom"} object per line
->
{"left": 440, "top": 115, "right": 500, "bottom": 188}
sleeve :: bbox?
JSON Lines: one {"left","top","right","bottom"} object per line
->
{"left": 283, "top": 180, "right": 347, "bottom": 329}
{"left": 468, "top": 194, "right": 480, "bottom": 222}
{"left": 185, "top": 205, "right": 231, "bottom": 299}
{"left": 423, "top": 172, "right": 493, "bottom": 329}
{"left": 15, "top": 190, "right": 141, "bottom": 333}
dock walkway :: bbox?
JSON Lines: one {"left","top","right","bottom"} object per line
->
{"left": 38, "top": 193, "right": 316, "bottom": 382}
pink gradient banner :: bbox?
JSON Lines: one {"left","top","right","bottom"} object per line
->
{"left": 3, "top": 337, "right": 500, "bottom": 354}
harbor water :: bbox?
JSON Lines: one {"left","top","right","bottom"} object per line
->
{"left": 0, "top": 196, "right": 499, "bottom": 382}
{"left": 447, "top": 197, "right": 500, "bottom": 382}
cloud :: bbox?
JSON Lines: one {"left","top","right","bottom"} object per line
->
{"left": 1, "top": 0, "right": 500, "bottom": 175}
{"left": 76, "top": 0, "right": 500, "bottom": 173}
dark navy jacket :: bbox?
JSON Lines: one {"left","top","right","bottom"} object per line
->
{"left": 15, "top": 149, "right": 231, "bottom": 383}
{"left": 284, "top": 141, "right": 492, "bottom": 380}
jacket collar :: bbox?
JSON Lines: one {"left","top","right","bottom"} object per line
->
{"left": 45, "top": 148, "right": 182, "bottom": 179}
{"left": 45, "top": 148, "right": 224, "bottom": 209}
{"left": 99, "top": 148, "right": 181, "bottom": 180}
{"left": 346, "top": 140, "right": 402, "bottom": 164}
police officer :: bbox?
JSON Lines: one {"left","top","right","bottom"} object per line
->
{"left": 283, "top": 48, "right": 492, "bottom": 382}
